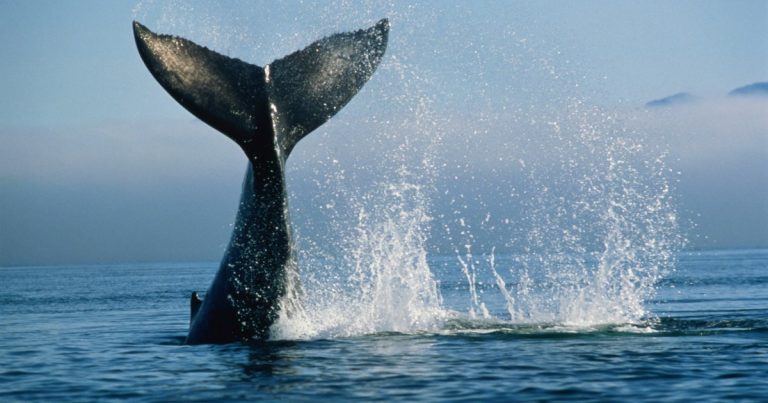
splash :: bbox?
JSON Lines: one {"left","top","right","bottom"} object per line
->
{"left": 135, "top": 1, "right": 684, "bottom": 337}
{"left": 273, "top": 56, "right": 449, "bottom": 339}
{"left": 274, "top": 171, "right": 446, "bottom": 339}
{"left": 452, "top": 98, "right": 683, "bottom": 328}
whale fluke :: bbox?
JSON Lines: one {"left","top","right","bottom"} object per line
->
{"left": 133, "top": 20, "right": 389, "bottom": 344}
{"left": 133, "top": 20, "right": 389, "bottom": 158}
{"left": 267, "top": 19, "right": 389, "bottom": 156}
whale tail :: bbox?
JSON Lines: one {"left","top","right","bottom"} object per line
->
{"left": 133, "top": 20, "right": 389, "bottom": 158}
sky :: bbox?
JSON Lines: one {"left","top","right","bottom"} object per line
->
{"left": 0, "top": 0, "right": 766, "bottom": 266}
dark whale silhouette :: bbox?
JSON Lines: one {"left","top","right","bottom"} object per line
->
{"left": 133, "top": 19, "right": 389, "bottom": 344}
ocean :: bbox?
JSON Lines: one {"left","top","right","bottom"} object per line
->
{"left": 1, "top": 249, "right": 766, "bottom": 401}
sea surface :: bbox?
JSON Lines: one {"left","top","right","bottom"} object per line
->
{"left": 2, "top": 249, "right": 767, "bottom": 401}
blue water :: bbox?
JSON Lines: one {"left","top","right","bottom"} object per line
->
{"left": 2, "top": 249, "right": 767, "bottom": 401}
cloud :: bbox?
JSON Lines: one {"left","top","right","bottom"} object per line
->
{"left": 637, "top": 97, "right": 768, "bottom": 248}
{"left": 1, "top": 94, "right": 765, "bottom": 266}
{"left": 0, "top": 119, "right": 244, "bottom": 188}
{"left": 0, "top": 119, "right": 246, "bottom": 266}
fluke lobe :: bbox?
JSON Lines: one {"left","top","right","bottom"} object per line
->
{"left": 133, "top": 19, "right": 389, "bottom": 344}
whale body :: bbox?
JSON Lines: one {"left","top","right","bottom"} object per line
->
{"left": 133, "top": 19, "right": 389, "bottom": 344}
